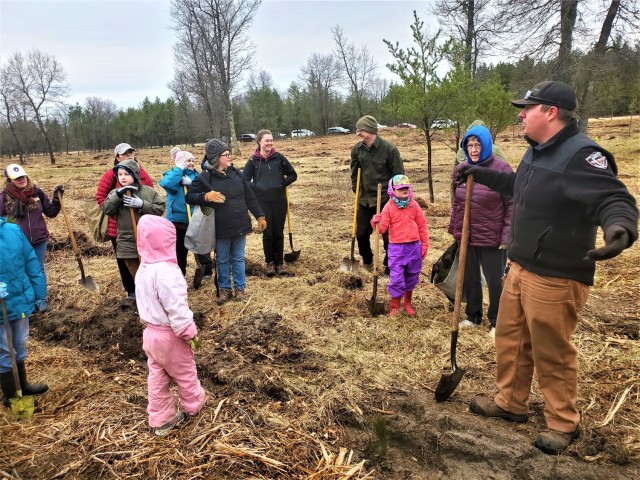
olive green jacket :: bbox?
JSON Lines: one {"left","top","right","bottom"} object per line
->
{"left": 350, "top": 136, "right": 405, "bottom": 207}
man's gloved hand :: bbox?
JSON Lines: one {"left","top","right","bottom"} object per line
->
{"left": 181, "top": 175, "right": 192, "bottom": 186}
{"left": 586, "top": 225, "right": 630, "bottom": 261}
{"left": 116, "top": 185, "right": 138, "bottom": 198}
{"left": 456, "top": 164, "right": 481, "bottom": 183}
{"left": 188, "top": 337, "right": 202, "bottom": 352}
{"left": 204, "top": 191, "right": 226, "bottom": 203}
{"left": 35, "top": 299, "right": 48, "bottom": 312}
{"left": 53, "top": 184, "right": 65, "bottom": 199}
{"left": 257, "top": 217, "right": 267, "bottom": 232}
{"left": 123, "top": 194, "right": 144, "bottom": 209}
{"left": 370, "top": 213, "right": 382, "bottom": 229}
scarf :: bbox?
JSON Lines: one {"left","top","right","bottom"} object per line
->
{"left": 3, "top": 180, "right": 39, "bottom": 218}
{"left": 391, "top": 197, "right": 411, "bottom": 209}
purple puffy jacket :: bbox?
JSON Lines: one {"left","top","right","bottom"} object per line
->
{"left": 448, "top": 156, "right": 513, "bottom": 247}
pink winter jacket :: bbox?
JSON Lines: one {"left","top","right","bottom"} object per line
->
{"left": 135, "top": 215, "right": 197, "bottom": 341}
{"left": 378, "top": 199, "right": 430, "bottom": 257}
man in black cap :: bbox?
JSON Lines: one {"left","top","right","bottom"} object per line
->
{"left": 458, "top": 80, "right": 638, "bottom": 454}
{"left": 350, "top": 115, "right": 405, "bottom": 272}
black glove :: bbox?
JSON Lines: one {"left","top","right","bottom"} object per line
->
{"left": 586, "top": 225, "right": 630, "bottom": 261}
{"left": 116, "top": 185, "right": 139, "bottom": 198}
{"left": 53, "top": 184, "right": 64, "bottom": 199}
{"left": 456, "top": 164, "right": 481, "bottom": 183}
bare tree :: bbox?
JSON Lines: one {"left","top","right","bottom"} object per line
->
{"left": 301, "top": 53, "right": 343, "bottom": 133}
{"left": 332, "top": 25, "right": 377, "bottom": 117}
{"left": 2, "top": 50, "right": 68, "bottom": 164}
{"left": 0, "top": 68, "right": 25, "bottom": 163}
{"left": 171, "top": 0, "right": 261, "bottom": 152}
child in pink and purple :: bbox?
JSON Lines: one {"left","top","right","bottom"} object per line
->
{"left": 371, "top": 175, "right": 429, "bottom": 316}
{"left": 135, "top": 215, "right": 206, "bottom": 436}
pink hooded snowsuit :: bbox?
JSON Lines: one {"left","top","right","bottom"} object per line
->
{"left": 135, "top": 215, "right": 206, "bottom": 428}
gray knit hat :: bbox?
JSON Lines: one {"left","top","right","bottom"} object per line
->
{"left": 356, "top": 115, "right": 378, "bottom": 134}
{"left": 205, "top": 139, "right": 228, "bottom": 163}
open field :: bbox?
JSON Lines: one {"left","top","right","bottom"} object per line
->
{"left": 0, "top": 117, "right": 638, "bottom": 479}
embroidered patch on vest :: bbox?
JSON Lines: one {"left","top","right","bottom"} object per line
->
{"left": 585, "top": 152, "right": 607, "bottom": 169}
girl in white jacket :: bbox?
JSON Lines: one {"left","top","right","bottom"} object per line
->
{"left": 135, "top": 215, "right": 206, "bottom": 436}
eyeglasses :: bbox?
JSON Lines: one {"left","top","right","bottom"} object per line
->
{"left": 220, "top": 153, "right": 232, "bottom": 158}
{"left": 467, "top": 143, "right": 481, "bottom": 150}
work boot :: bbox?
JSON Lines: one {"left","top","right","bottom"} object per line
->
{"left": 234, "top": 288, "right": 246, "bottom": 302}
{"left": 275, "top": 264, "right": 289, "bottom": 276}
{"left": 193, "top": 266, "right": 205, "bottom": 290}
{"left": 362, "top": 263, "right": 373, "bottom": 272}
{"left": 0, "top": 370, "right": 16, "bottom": 407}
{"left": 216, "top": 289, "right": 233, "bottom": 305}
{"left": 154, "top": 411, "right": 186, "bottom": 437}
{"left": 389, "top": 297, "right": 401, "bottom": 317}
{"left": 470, "top": 396, "right": 528, "bottom": 423}
{"left": 403, "top": 291, "right": 416, "bottom": 316}
{"left": 534, "top": 428, "right": 580, "bottom": 455}
{"left": 17, "top": 362, "right": 48, "bottom": 396}
{"left": 266, "top": 262, "right": 277, "bottom": 277}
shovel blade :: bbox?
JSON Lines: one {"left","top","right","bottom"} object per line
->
{"left": 434, "top": 367, "right": 465, "bottom": 402}
{"left": 284, "top": 249, "right": 301, "bottom": 263}
{"left": 79, "top": 275, "right": 100, "bottom": 292}
{"left": 341, "top": 257, "right": 360, "bottom": 273}
{"left": 367, "top": 297, "right": 386, "bottom": 316}
{"left": 9, "top": 392, "right": 34, "bottom": 422}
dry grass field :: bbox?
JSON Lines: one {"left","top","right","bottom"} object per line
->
{"left": 0, "top": 117, "right": 638, "bottom": 479}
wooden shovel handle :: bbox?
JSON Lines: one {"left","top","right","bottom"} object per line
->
{"left": 184, "top": 185, "right": 192, "bottom": 222}
{"left": 452, "top": 175, "right": 474, "bottom": 332}
{"left": 1, "top": 298, "right": 22, "bottom": 391}
{"left": 372, "top": 183, "right": 382, "bottom": 273}
{"left": 285, "top": 186, "right": 292, "bottom": 234}
{"left": 58, "top": 194, "right": 87, "bottom": 278}
{"left": 351, "top": 168, "right": 361, "bottom": 238}
{"left": 125, "top": 190, "right": 138, "bottom": 241}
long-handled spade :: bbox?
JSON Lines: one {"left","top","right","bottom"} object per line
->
{"left": 367, "top": 183, "right": 385, "bottom": 316}
{"left": 125, "top": 190, "right": 140, "bottom": 263}
{"left": 284, "top": 187, "right": 300, "bottom": 263}
{"left": 435, "top": 175, "right": 474, "bottom": 402}
{"left": 0, "top": 282, "right": 34, "bottom": 421}
{"left": 341, "top": 168, "right": 361, "bottom": 272}
{"left": 58, "top": 193, "right": 100, "bottom": 292}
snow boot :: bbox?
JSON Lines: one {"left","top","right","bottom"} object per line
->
{"left": 389, "top": 297, "right": 401, "bottom": 317}
{"left": 403, "top": 291, "right": 416, "bottom": 316}
{"left": 0, "top": 370, "right": 16, "bottom": 407}
{"left": 17, "top": 362, "right": 48, "bottom": 396}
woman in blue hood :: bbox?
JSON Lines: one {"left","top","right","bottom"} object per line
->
{"left": 449, "top": 125, "right": 514, "bottom": 337}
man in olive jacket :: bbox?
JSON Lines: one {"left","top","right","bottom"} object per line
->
{"left": 350, "top": 115, "right": 405, "bottom": 272}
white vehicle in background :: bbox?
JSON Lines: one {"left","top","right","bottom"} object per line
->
{"left": 327, "top": 126, "right": 350, "bottom": 135}
{"left": 291, "top": 129, "right": 315, "bottom": 138}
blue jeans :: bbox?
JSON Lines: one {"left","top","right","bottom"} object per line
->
{"left": 32, "top": 240, "right": 48, "bottom": 286}
{"left": 216, "top": 235, "right": 246, "bottom": 290}
{"left": 0, "top": 316, "right": 29, "bottom": 373}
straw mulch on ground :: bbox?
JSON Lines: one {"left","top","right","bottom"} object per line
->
{"left": 0, "top": 118, "right": 638, "bottom": 479}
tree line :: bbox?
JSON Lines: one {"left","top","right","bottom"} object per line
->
{"left": 1, "top": 0, "right": 639, "bottom": 168}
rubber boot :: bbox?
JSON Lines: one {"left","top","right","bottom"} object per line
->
{"left": 0, "top": 370, "right": 16, "bottom": 407}
{"left": 17, "top": 362, "right": 48, "bottom": 396}
{"left": 389, "top": 298, "right": 401, "bottom": 317}
{"left": 403, "top": 291, "right": 416, "bottom": 316}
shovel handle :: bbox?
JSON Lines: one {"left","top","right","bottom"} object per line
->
{"left": 125, "top": 191, "right": 138, "bottom": 242}
{"left": 372, "top": 183, "right": 382, "bottom": 275}
{"left": 58, "top": 194, "right": 80, "bottom": 255}
{"left": 285, "top": 186, "right": 293, "bottom": 234}
{"left": 351, "top": 168, "right": 361, "bottom": 238}
{"left": 184, "top": 185, "right": 192, "bottom": 222}
{"left": 452, "top": 175, "right": 474, "bottom": 332}
{"left": 1, "top": 298, "right": 22, "bottom": 392}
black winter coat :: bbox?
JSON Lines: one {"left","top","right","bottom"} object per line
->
{"left": 242, "top": 151, "right": 297, "bottom": 203}
{"left": 186, "top": 165, "right": 264, "bottom": 239}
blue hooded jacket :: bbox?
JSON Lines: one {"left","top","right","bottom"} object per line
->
{"left": 461, "top": 125, "right": 493, "bottom": 164}
{"left": 0, "top": 217, "right": 46, "bottom": 322}
{"left": 160, "top": 168, "right": 199, "bottom": 224}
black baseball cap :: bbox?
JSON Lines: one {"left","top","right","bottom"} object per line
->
{"left": 512, "top": 81, "right": 577, "bottom": 111}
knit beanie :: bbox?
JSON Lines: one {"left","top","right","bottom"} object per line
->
{"left": 356, "top": 115, "right": 378, "bottom": 134}
{"left": 170, "top": 146, "right": 181, "bottom": 160}
{"left": 175, "top": 150, "right": 194, "bottom": 166}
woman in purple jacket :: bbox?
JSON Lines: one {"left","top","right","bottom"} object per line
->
{"left": 1, "top": 164, "right": 63, "bottom": 286}
{"left": 449, "top": 125, "right": 513, "bottom": 337}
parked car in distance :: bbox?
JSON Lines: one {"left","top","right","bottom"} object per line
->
{"left": 327, "top": 126, "right": 350, "bottom": 135}
{"left": 291, "top": 129, "right": 315, "bottom": 138}
{"left": 239, "top": 133, "right": 256, "bottom": 142}
{"left": 377, "top": 124, "right": 388, "bottom": 129}
{"left": 394, "top": 123, "right": 417, "bottom": 129}
{"left": 274, "top": 132, "right": 287, "bottom": 139}
{"left": 430, "top": 119, "right": 456, "bottom": 129}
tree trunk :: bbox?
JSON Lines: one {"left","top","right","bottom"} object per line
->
{"left": 424, "top": 121, "right": 435, "bottom": 203}
{"left": 2, "top": 97, "right": 25, "bottom": 164}
{"left": 465, "top": 0, "right": 475, "bottom": 77}
{"left": 34, "top": 115, "right": 56, "bottom": 164}
{"left": 553, "top": 0, "right": 578, "bottom": 83}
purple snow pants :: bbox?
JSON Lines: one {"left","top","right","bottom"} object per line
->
{"left": 387, "top": 241, "right": 423, "bottom": 298}
{"left": 143, "top": 324, "right": 206, "bottom": 428}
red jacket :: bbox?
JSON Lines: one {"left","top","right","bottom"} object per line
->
{"left": 378, "top": 198, "right": 429, "bottom": 256}
{"left": 96, "top": 164, "right": 154, "bottom": 238}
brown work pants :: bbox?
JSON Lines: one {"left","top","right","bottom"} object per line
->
{"left": 494, "top": 262, "right": 590, "bottom": 432}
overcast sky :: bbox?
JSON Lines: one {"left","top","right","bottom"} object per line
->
{"left": 0, "top": 0, "right": 434, "bottom": 110}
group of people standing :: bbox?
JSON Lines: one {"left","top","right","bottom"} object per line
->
{"left": 0, "top": 81, "right": 637, "bottom": 453}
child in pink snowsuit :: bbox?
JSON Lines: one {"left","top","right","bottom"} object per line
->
{"left": 135, "top": 215, "right": 206, "bottom": 436}
{"left": 371, "top": 175, "right": 429, "bottom": 316}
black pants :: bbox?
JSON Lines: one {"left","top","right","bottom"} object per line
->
{"left": 111, "top": 237, "right": 135, "bottom": 295}
{"left": 356, "top": 204, "right": 389, "bottom": 267}
{"left": 463, "top": 245, "right": 507, "bottom": 327}
{"left": 174, "top": 222, "right": 213, "bottom": 276}
{"left": 261, "top": 197, "right": 287, "bottom": 266}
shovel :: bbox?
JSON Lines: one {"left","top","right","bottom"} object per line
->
{"left": 367, "top": 183, "right": 385, "bottom": 316}
{"left": 58, "top": 193, "right": 100, "bottom": 292}
{"left": 185, "top": 185, "right": 206, "bottom": 289}
{"left": 284, "top": 186, "right": 300, "bottom": 262}
{"left": 125, "top": 190, "right": 141, "bottom": 262}
{"left": 0, "top": 285, "right": 34, "bottom": 422}
{"left": 435, "top": 175, "right": 474, "bottom": 402}
{"left": 341, "top": 167, "right": 361, "bottom": 272}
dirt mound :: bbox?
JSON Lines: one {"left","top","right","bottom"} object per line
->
{"left": 48, "top": 230, "right": 112, "bottom": 257}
